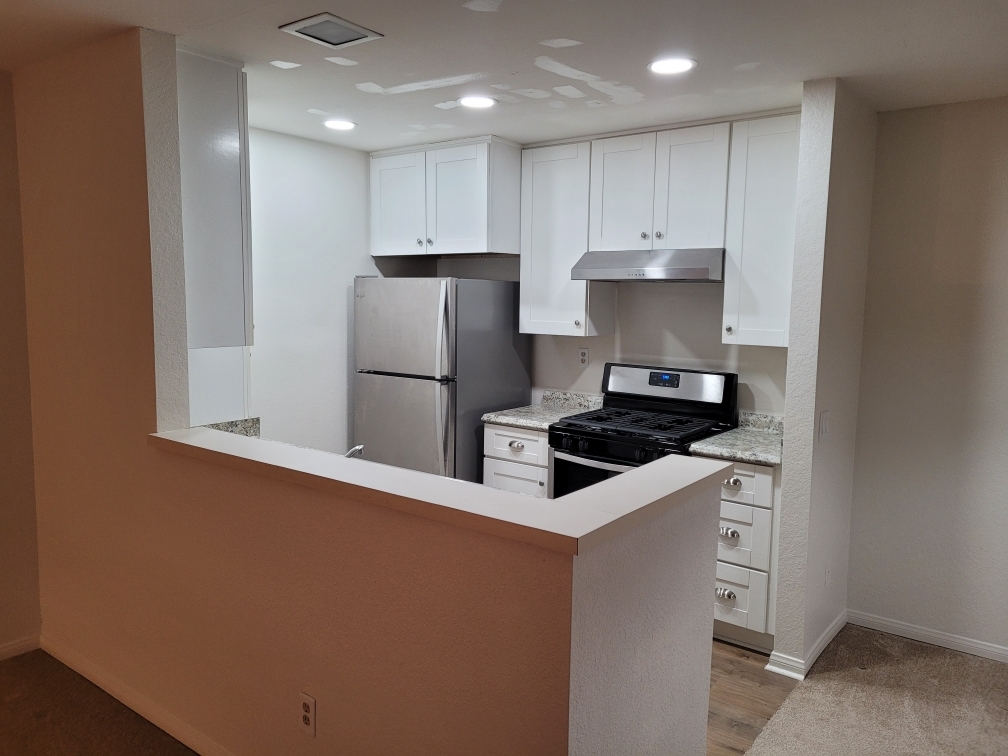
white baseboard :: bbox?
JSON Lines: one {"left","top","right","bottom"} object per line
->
{"left": 40, "top": 634, "right": 235, "bottom": 756}
{"left": 765, "top": 609, "right": 848, "bottom": 681}
{"left": 847, "top": 610, "right": 1008, "bottom": 665}
{"left": 0, "top": 634, "right": 40, "bottom": 661}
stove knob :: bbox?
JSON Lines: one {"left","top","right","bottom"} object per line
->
{"left": 562, "top": 436, "right": 573, "bottom": 451}
{"left": 635, "top": 447, "right": 647, "bottom": 462}
{"left": 578, "top": 438, "right": 589, "bottom": 453}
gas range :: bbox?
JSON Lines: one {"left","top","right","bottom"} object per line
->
{"left": 548, "top": 363, "right": 738, "bottom": 496}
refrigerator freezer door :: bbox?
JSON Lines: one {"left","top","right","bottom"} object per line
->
{"left": 353, "top": 372, "right": 455, "bottom": 477}
{"left": 354, "top": 277, "right": 454, "bottom": 379}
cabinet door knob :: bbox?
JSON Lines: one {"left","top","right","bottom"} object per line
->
{"left": 655, "top": 231, "right": 663, "bottom": 240}
{"left": 427, "top": 238, "right": 433, "bottom": 246}
{"left": 574, "top": 319, "right": 581, "bottom": 327}
{"left": 719, "top": 526, "right": 740, "bottom": 539}
{"left": 723, "top": 477, "right": 742, "bottom": 488}
{"left": 641, "top": 231, "right": 649, "bottom": 240}
{"left": 715, "top": 587, "right": 736, "bottom": 601}
{"left": 725, "top": 325, "right": 734, "bottom": 335}
{"left": 416, "top": 238, "right": 423, "bottom": 246}
{"left": 508, "top": 440, "right": 525, "bottom": 451}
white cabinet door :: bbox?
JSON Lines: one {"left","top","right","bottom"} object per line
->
{"left": 723, "top": 116, "right": 800, "bottom": 347}
{"left": 370, "top": 151, "right": 427, "bottom": 256}
{"left": 652, "top": 123, "right": 730, "bottom": 249}
{"left": 177, "top": 50, "right": 252, "bottom": 349}
{"left": 426, "top": 143, "right": 488, "bottom": 255}
{"left": 589, "top": 133, "right": 657, "bottom": 251}
{"left": 520, "top": 142, "right": 596, "bottom": 336}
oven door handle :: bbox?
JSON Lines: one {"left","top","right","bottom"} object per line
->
{"left": 552, "top": 450, "right": 636, "bottom": 474}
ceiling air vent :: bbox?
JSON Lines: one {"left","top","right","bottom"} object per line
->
{"left": 280, "top": 13, "right": 383, "bottom": 50}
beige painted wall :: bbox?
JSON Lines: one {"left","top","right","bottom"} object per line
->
{"left": 848, "top": 96, "right": 1008, "bottom": 655}
{"left": 15, "top": 30, "right": 573, "bottom": 755}
{"left": 0, "top": 70, "right": 41, "bottom": 656}
{"left": 533, "top": 284, "right": 789, "bottom": 414}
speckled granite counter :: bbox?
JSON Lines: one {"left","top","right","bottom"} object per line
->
{"left": 481, "top": 390, "right": 602, "bottom": 433}
{"left": 205, "top": 418, "right": 260, "bottom": 438}
{"left": 689, "top": 413, "right": 783, "bottom": 467}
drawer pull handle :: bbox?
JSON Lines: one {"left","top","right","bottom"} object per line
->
{"left": 508, "top": 440, "right": 525, "bottom": 451}
{"left": 715, "top": 587, "right": 736, "bottom": 601}
{"left": 723, "top": 476, "right": 742, "bottom": 488}
{"left": 719, "top": 526, "right": 740, "bottom": 539}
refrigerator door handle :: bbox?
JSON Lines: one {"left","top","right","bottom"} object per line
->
{"left": 435, "top": 381, "right": 446, "bottom": 476}
{"left": 434, "top": 280, "right": 448, "bottom": 379}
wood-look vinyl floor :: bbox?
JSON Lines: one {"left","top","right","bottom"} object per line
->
{"left": 708, "top": 639, "right": 798, "bottom": 755}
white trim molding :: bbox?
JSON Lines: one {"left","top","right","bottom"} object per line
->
{"left": 0, "top": 634, "right": 40, "bottom": 662}
{"left": 847, "top": 610, "right": 1008, "bottom": 665}
{"left": 765, "top": 609, "right": 848, "bottom": 680}
{"left": 40, "top": 634, "right": 235, "bottom": 756}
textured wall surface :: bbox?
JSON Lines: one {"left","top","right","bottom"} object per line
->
{"left": 140, "top": 28, "right": 188, "bottom": 432}
{"left": 0, "top": 70, "right": 41, "bottom": 657}
{"left": 775, "top": 80, "right": 837, "bottom": 662}
{"left": 533, "top": 283, "right": 789, "bottom": 414}
{"left": 848, "top": 96, "right": 1008, "bottom": 656}
{"left": 15, "top": 30, "right": 573, "bottom": 755}
{"left": 569, "top": 486, "right": 719, "bottom": 756}
{"left": 248, "top": 128, "right": 374, "bottom": 454}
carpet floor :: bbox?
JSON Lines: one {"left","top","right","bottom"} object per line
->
{"left": 0, "top": 649, "right": 195, "bottom": 755}
{"left": 747, "top": 624, "right": 1008, "bottom": 755}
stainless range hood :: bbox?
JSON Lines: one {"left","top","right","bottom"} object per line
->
{"left": 570, "top": 248, "right": 725, "bottom": 282}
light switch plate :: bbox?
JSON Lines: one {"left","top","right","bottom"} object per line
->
{"left": 818, "top": 410, "right": 829, "bottom": 441}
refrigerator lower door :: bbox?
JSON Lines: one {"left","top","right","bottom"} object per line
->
{"left": 353, "top": 372, "right": 455, "bottom": 477}
{"left": 354, "top": 277, "right": 454, "bottom": 379}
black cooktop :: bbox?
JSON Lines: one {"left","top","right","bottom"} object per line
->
{"left": 553, "top": 407, "right": 717, "bottom": 444}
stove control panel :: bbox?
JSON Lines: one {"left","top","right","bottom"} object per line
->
{"left": 649, "top": 371, "right": 680, "bottom": 388}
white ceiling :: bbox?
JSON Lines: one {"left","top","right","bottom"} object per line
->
{"left": 5, "top": 2, "right": 1008, "bottom": 153}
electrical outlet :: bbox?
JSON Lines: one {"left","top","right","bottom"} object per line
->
{"left": 300, "top": 692, "right": 316, "bottom": 736}
{"left": 825, "top": 559, "right": 834, "bottom": 587}
{"left": 818, "top": 410, "right": 830, "bottom": 441}
{"left": 579, "top": 348, "right": 589, "bottom": 366}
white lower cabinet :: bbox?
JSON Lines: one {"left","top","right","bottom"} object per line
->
{"left": 714, "top": 562, "right": 769, "bottom": 634}
{"left": 706, "top": 460, "right": 780, "bottom": 639}
{"left": 483, "top": 457, "right": 548, "bottom": 498}
{"left": 482, "top": 423, "right": 549, "bottom": 498}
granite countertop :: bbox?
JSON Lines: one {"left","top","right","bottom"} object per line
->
{"left": 481, "top": 390, "right": 603, "bottom": 432}
{"left": 689, "top": 413, "right": 784, "bottom": 467}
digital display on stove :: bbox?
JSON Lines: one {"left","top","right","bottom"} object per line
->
{"left": 649, "top": 371, "right": 680, "bottom": 389}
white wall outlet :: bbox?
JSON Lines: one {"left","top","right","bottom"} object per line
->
{"left": 818, "top": 410, "right": 830, "bottom": 441}
{"left": 825, "top": 558, "right": 834, "bottom": 587}
{"left": 300, "top": 692, "right": 316, "bottom": 736}
{"left": 579, "top": 348, "right": 589, "bottom": 366}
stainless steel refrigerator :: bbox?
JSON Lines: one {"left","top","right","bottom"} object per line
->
{"left": 353, "top": 277, "right": 531, "bottom": 483}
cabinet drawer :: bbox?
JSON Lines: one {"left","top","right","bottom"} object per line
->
{"left": 713, "top": 562, "right": 768, "bottom": 634}
{"left": 483, "top": 424, "right": 548, "bottom": 466}
{"left": 717, "top": 500, "right": 772, "bottom": 572}
{"left": 483, "top": 457, "right": 548, "bottom": 498}
{"left": 720, "top": 462, "right": 773, "bottom": 509}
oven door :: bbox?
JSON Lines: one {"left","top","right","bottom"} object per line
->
{"left": 549, "top": 449, "right": 636, "bottom": 498}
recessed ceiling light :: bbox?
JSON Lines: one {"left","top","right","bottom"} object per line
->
{"left": 324, "top": 119, "right": 356, "bottom": 130}
{"left": 270, "top": 60, "right": 301, "bottom": 69}
{"left": 459, "top": 96, "right": 495, "bottom": 108}
{"left": 648, "top": 58, "right": 697, "bottom": 75}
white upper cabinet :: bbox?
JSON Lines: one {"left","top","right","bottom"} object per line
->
{"left": 652, "top": 123, "right": 730, "bottom": 249}
{"left": 589, "top": 133, "right": 657, "bottom": 251}
{"left": 520, "top": 143, "right": 614, "bottom": 336}
{"left": 370, "top": 151, "right": 427, "bottom": 256}
{"left": 426, "top": 143, "right": 487, "bottom": 254}
{"left": 722, "top": 115, "right": 801, "bottom": 347}
{"left": 370, "top": 136, "right": 520, "bottom": 257}
{"left": 177, "top": 50, "right": 252, "bottom": 349}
